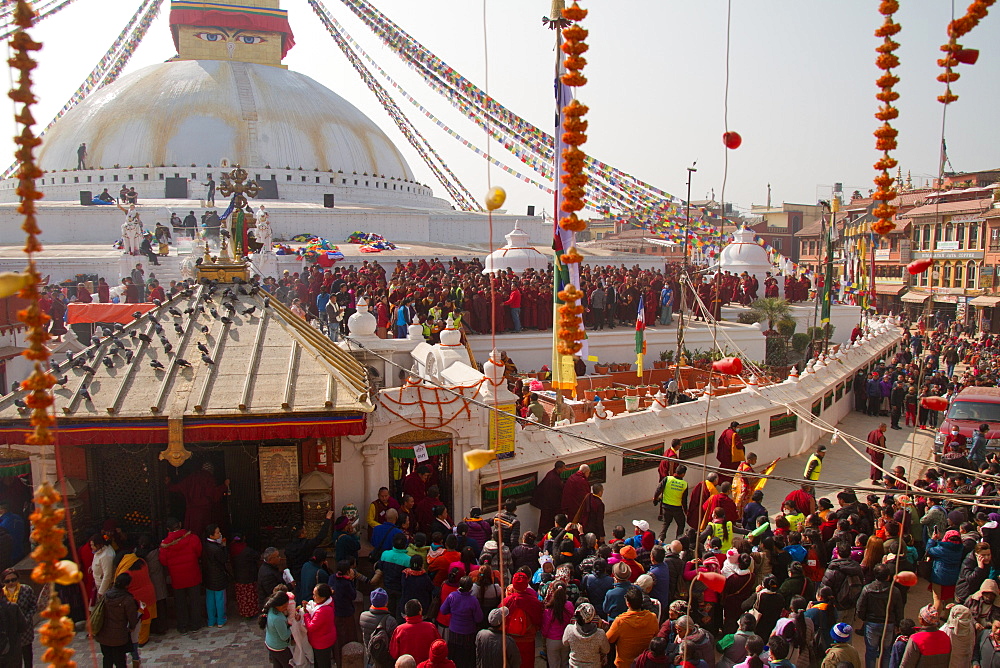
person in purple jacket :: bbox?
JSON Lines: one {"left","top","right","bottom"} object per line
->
{"left": 462, "top": 508, "right": 493, "bottom": 550}
{"left": 440, "top": 576, "right": 483, "bottom": 667}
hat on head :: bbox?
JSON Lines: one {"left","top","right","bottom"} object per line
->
{"left": 612, "top": 562, "right": 632, "bottom": 580}
{"left": 512, "top": 572, "right": 529, "bottom": 592}
{"left": 669, "top": 600, "right": 688, "bottom": 614}
{"left": 429, "top": 640, "right": 448, "bottom": 660}
{"left": 370, "top": 588, "right": 388, "bottom": 608}
{"left": 919, "top": 604, "right": 939, "bottom": 625}
{"left": 488, "top": 606, "right": 509, "bottom": 627}
{"left": 632, "top": 519, "right": 650, "bottom": 532}
{"left": 989, "top": 513, "right": 1000, "bottom": 523}
{"left": 620, "top": 545, "right": 638, "bottom": 560}
{"left": 830, "top": 623, "right": 853, "bottom": 642}
{"left": 944, "top": 529, "right": 961, "bottom": 543}
{"left": 334, "top": 516, "right": 351, "bottom": 531}
{"left": 576, "top": 602, "right": 596, "bottom": 623}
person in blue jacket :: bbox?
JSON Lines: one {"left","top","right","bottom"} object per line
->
{"left": 926, "top": 528, "right": 965, "bottom": 614}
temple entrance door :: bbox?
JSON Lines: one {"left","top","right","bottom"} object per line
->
{"left": 161, "top": 447, "right": 228, "bottom": 538}
{"left": 388, "top": 430, "right": 453, "bottom": 514}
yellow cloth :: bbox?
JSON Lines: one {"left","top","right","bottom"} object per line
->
{"left": 3, "top": 586, "right": 17, "bottom": 603}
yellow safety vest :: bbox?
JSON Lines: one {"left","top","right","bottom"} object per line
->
{"left": 661, "top": 477, "right": 687, "bottom": 506}
{"left": 711, "top": 521, "right": 734, "bottom": 552}
{"left": 786, "top": 512, "right": 805, "bottom": 532}
{"left": 804, "top": 454, "right": 823, "bottom": 481}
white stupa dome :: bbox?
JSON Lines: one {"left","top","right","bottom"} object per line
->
{"left": 719, "top": 227, "right": 773, "bottom": 274}
{"left": 483, "top": 221, "right": 549, "bottom": 274}
{"left": 719, "top": 227, "right": 783, "bottom": 299}
{"left": 38, "top": 60, "right": 415, "bottom": 180}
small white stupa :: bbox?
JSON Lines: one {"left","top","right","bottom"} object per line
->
{"left": 482, "top": 221, "right": 549, "bottom": 275}
{"left": 719, "top": 226, "right": 782, "bottom": 298}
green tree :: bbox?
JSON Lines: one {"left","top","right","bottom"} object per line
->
{"left": 747, "top": 297, "right": 793, "bottom": 332}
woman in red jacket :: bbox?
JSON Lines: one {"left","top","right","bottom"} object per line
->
{"left": 304, "top": 583, "right": 338, "bottom": 668}
{"left": 501, "top": 572, "right": 543, "bottom": 668}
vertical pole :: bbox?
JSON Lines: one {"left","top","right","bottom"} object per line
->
{"left": 675, "top": 165, "right": 696, "bottom": 388}
{"left": 823, "top": 198, "right": 839, "bottom": 353}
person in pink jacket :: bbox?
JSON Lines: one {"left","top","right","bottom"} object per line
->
{"left": 304, "top": 583, "right": 338, "bottom": 668}
{"left": 541, "top": 584, "right": 576, "bottom": 668}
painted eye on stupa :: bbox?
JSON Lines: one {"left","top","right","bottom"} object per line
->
{"left": 237, "top": 35, "right": 267, "bottom": 45}
{"left": 195, "top": 31, "right": 225, "bottom": 42}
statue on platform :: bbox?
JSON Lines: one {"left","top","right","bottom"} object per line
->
{"left": 117, "top": 202, "right": 143, "bottom": 256}
{"left": 253, "top": 205, "right": 273, "bottom": 253}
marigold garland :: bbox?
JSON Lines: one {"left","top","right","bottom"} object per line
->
{"left": 557, "top": 284, "right": 584, "bottom": 355}
{"left": 9, "top": 2, "right": 77, "bottom": 666}
{"left": 871, "top": 0, "right": 901, "bottom": 237}
{"left": 558, "top": 3, "right": 589, "bottom": 234}
{"left": 937, "top": 0, "right": 995, "bottom": 105}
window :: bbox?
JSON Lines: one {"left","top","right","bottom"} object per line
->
{"left": 967, "top": 261, "right": 978, "bottom": 288}
{"left": 772, "top": 238, "right": 782, "bottom": 251}
{"left": 954, "top": 263, "right": 964, "bottom": 286}
{"left": 87, "top": 176, "right": 92, "bottom": 182}
{"left": 934, "top": 225, "right": 942, "bottom": 245}
{"left": 143, "top": 173, "right": 148, "bottom": 181}
{"left": 957, "top": 223, "right": 965, "bottom": 249}
{"left": 945, "top": 223, "right": 954, "bottom": 241}
{"left": 970, "top": 222, "right": 979, "bottom": 248}
{"left": 942, "top": 264, "right": 952, "bottom": 287}
{"left": 286, "top": 175, "right": 292, "bottom": 181}
{"left": 923, "top": 226, "right": 931, "bottom": 251}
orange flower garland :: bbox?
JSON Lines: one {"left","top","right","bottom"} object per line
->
{"left": 556, "top": 285, "right": 585, "bottom": 356}
{"left": 9, "top": 2, "right": 77, "bottom": 666}
{"left": 937, "top": 0, "right": 995, "bottom": 105}
{"left": 558, "top": 4, "right": 588, "bottom": 234}
{"left": 871, "top": 0, "right": 901, "bottom": 237}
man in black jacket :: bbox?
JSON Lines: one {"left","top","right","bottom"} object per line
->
{"left": 821, "top": 543, "right": 865, "bottom": 621}
{"left": 257, "top": 547, "right": 284, "bottom": 607}
{"left": 203, "top": 524, "right": 231, "bottom": 628}
{"left": 956, "top": 542, "right": 992, "bottom": 604}
{"left": 855, "top": 563, "right": 905, "bottom": 668}
{"left": 283, "top": 511, "right": 332, "bottom": 584}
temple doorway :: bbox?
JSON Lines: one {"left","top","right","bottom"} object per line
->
{"left": 388, "top": 430, "right": 453, "bottom": 513}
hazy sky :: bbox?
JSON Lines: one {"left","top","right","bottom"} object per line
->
{"left": 1, "top": 0, "right": 998, "bottom": 217}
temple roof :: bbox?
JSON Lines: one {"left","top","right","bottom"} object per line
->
{"left": 0, "top": 281, "right": 373, "bottom": 444}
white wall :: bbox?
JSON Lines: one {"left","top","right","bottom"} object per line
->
{"left": 468, "top": 321, "right": 767, "bottom": 373}
{"left": 475, "top": 324, "right": 902, "bottom": 533}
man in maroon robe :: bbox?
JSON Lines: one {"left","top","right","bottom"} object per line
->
{"left": 166, "top": 462, "right": 229, "bottom": 537}
{"left": 716, "top": 421, "right": 745, "bottom": 484}
{"left": 561, "top": 464, "right": 592, "bottom": 528}
{"left": 402, "top": 465, "right": 432, "bottom": 504}
{"left": 701, "top": 482, "right": 739, "bottom": 528}
{"left": 531, "top": 460, "right": 566, "bottom": 535}
{"left": 686, "top": 472, "right": 718, "bottom": 531}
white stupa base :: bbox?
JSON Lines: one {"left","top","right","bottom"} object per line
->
{"left": 249, "top": 252, "right": 278, "bottom": 279}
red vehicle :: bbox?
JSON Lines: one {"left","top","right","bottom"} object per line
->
{"left": 935, "top": 386, "right": 1000, "bottom": 453}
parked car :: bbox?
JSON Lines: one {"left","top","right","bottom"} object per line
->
{"left": 935, "top": 386, "right": 1000, "bottom": 454}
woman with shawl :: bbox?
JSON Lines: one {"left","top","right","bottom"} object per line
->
{"left": 943, "top": 604, "right": 976, "bottom": 668}
{"left": 113, "top": 546, "right": 157, "bottom": 647}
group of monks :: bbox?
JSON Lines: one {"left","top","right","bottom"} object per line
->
{"left": 259, "top": 256, "right": 823, "bottom": 340}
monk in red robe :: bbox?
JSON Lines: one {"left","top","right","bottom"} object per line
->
{"left": 166, "top": 462, "right": 229, "bottom": 537}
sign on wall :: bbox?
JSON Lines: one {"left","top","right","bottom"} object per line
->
{"left": 481, "top": 472, "right": 537, "bottom": 508}
{"left": 560, "top": 457, "right": 607, "bottom": 484}
{"left": 622, "top": 442, "right": 664, "bottom": 476}
{"left": 259, "top": 444, "right": 299, "bottom": 504}
{"left": 677, "top": 432, "right": 715, "bottom": 460}
{"left": 770, "top": 412, "right": 798, "bottom": 437}
{"left": 737, "top": 420, "right": 761, "bottom": 445}
{"left": 489, "top": 403, "right": 517, "bottom": 459}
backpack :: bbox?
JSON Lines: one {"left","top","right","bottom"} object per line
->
{"left": 89, "top": 595, "right": 107, "bottom": 635}
{"left": 835, "top": 571, "right": 864, "bottom": 611}
{"left": 366, "top": 614, "right": 394, "bottom": 668}
{"left": 506, "top": 605, "right": 532, "bottom": 637}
